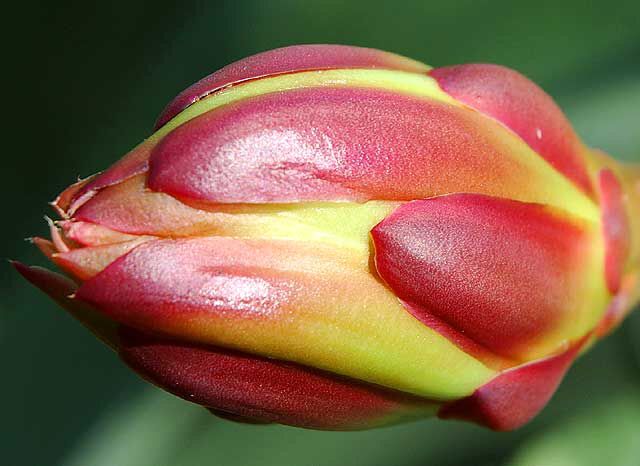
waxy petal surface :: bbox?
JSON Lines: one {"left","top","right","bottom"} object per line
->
{"left": 154, "top": 44, "right": 430, "bottom": 129}
{"left": 430, "top": 64, "right": 593, "bottom": 196}
{"left": 147, "top": 87, "right": 596, "bottom": 220}
{"left": 120, "top": 328, "right": 438, "bottom": 430}
{"left": 372, "top": 194, "right": 607, "bottom": 361}
{"left": 76, "top": 237, "right": 496, "bottom": 399}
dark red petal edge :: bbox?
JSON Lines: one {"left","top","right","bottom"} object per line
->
{"left": 438, "top": 336, "right": 587, "bottom": 431}
{"left": 119, "top": 327, "right": 437, "bottom": 431}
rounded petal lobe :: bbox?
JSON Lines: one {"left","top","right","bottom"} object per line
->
{"left": 430, "top": 64, "right": 593, "bottom": 196}
{"left": 371, "top": 194, "right": 607, "bottom": 361}
{"left": 119, "top": 328, "right": 438, "bottom": 430}
{"left": 154, "top": 44, "right": 430, "bottom": 129}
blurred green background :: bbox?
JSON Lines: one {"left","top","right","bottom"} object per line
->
{"left": 3, "top": 1, "right": 640, "bottom": 465}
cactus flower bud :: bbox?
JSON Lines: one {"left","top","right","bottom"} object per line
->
{"left": 15, "top": 45, "right": 640, "bottom": 431}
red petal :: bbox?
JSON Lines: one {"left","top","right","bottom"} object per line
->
{"left": 599, "top": 169, "right": 630, "bottom": 294}
{"left": 371, "top": 194, "right": 599, "bottom": 360}
{"left": 119, "top": 328, "right": 437, "bottom": 430}
{"left": 438, "top": 338, "right": 585, "bottom": 430}
{"left": 430, "top": 64, "right": 593, "bottom": 196}
{"left": 148, "top": 87, "right": 579, "bottom": 204}
{"left": 154, "top": 44, "right": 429, "bottom": 130}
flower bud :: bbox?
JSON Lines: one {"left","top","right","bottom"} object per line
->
{"left": 15, "top": 44, "right": 640, "bottom": 431}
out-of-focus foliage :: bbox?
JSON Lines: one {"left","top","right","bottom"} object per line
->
{"left": 508, "top": 391, "right": 640, "bottom": 466}
{"left": 60, "top": 386, "right": 640, "bottom": 466}
{"left": 3, "top": 1, "right": 639, "bottom": 465}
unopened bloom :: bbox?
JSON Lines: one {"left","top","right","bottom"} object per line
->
{"left": 15, "top": 44, "right": 640, "bottom": 430}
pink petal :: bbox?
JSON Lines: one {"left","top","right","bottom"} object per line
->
{"left": 52, "top": 238, "right": 151, "bottom": 280}
{"left": 61, "top": 220, "right": 153, "bottom": 246}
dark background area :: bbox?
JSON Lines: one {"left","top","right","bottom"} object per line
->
{"left": 3, "top": 1, "right": 640, "bottom": 465}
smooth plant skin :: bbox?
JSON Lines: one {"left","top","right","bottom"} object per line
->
{"left": 14, "top": 44, "right": 640, "bottom": 431}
